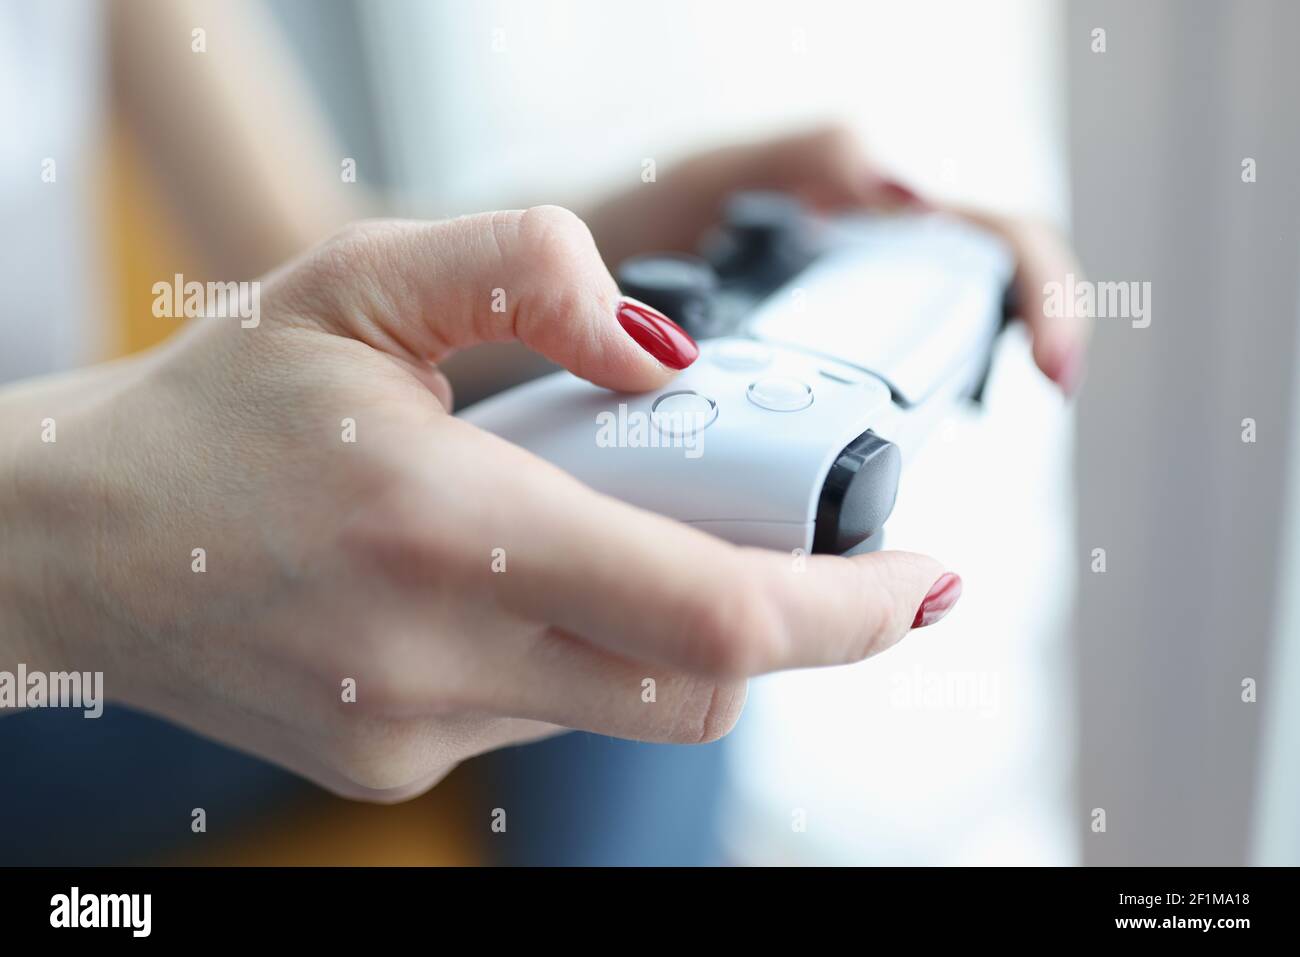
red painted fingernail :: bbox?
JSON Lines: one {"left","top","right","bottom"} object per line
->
{"left": 911, "top": 573, "right": 963, "bottom": 629}
{"left": 616, "top": 297, "right": 699, "bottom": 370}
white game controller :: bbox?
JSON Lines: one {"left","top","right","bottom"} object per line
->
{"left": 462, "top": 192, "right": 1015, "bottom": 554}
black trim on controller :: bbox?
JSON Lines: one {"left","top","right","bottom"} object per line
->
{"left": 812, "top": 430, "right": 902, "bottom": 555}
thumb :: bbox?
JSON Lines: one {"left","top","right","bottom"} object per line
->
{"left": 282, "top": 206, "right": 698, "bottom": 393}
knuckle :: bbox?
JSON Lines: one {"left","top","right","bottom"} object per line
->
{"left": 323, "top": 630, "right": 471, "bottom": 723}
{"left": 858, "top": 605, "right": 907, "bottom": 660}
{"left": 324, "top": 639, "right": 416, "bottom": 718}
{"left": 681, "top": 578, "right": 784, "bottom": 677}
{"left": 482, "top": 207, "right": 526, "bottom": 261}
{"left": 855, "top": 563, "right": 921, "bottom": 658}
{"left": 519, "top": 204, "right": 594, "bottom": 250}
{"left": 515, "top": 205, "right": 598, "bottom": 277}
{"left": 291, "top": 220, "right": 409, "bottom": 328}
{"left": 326, "top": 773, "right": 449, "bottom": 805}
{"left": 335, "top": 477, "right": 462, "bottom": 584}
{"left": 805, "top": 121, "right": 857, "bottom": 155}
{"left": 327, "top": 719, "right": 436, "bottom": 793}
{"left": 502, "top": 205, "right": 608, "bottom": 345}
{"left": 329, "top": 218, "right": 381, "bottom": 250}
{"left": 344, "top": 655, "right": 424, "bottom": 717}
{"left": 316, "top": 220, "right": 398, "bottom": 274}
{"left": 685, "top": 679, "right": 748, "bottom": 744}
{"left": 340, "top": 507, "right": 436, "bottom": 581}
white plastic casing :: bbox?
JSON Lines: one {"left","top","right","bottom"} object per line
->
{"left": 460, "top": 213, "right": 1014, "bottom": 552}
{"left": 463, "top": 340, "right": 894, "bottom": 551}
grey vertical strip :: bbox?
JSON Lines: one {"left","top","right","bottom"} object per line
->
{"left": 1067, "top": 0, "right": 1300, "bottom": 864}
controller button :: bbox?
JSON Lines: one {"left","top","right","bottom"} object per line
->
{"left": 711, "top": 340, "right": 773, "bottom": 371}
{"left": 651, "top": 390, "right": 718, "bottom": 435}
{"left": 747, "top": 377, "right": 814, "bottom": 412}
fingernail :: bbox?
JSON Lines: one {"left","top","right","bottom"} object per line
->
{"left": 879, "top": 178, "right": 931, "bottom": 209}
{"left": 911, "top": 573, "right": 963, "bottom": 629}
{"left": 616, "top": 297, "right": 699, "bottom": 370}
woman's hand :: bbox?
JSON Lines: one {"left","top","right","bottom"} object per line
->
{"left": 583, "top": 125, "right": 1091, "bottom": 393}
{"left": 0, "top": 207, "right": 956, "bottom": 802}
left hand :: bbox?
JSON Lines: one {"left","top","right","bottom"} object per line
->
{"left": 583, "top": 124, "right": 1090, "bottom": 394}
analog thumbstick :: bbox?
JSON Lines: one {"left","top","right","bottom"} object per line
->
{"left": 708, "top": 191, "right": 816, "bottom": 287}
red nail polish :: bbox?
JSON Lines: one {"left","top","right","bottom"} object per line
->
{"left": 616, "top": 298, "right": 699, "bottom": 370}
{"left": 911, "top": 573, "right": 963, "bottom": 629}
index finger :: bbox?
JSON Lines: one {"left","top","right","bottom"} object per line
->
{"left": 451, "top": 419, "right": 955, "bottom": 677}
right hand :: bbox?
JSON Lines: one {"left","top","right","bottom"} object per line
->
{"left": 0, "top": 207, "right": 957, "bottom": 802}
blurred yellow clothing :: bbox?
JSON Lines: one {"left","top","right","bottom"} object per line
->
{"left": 101, "top": 126, "right": 194, "bottom": 359}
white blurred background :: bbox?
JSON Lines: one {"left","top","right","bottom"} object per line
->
{"left": 364, "top": 0, "right": 1066, "bottom": 222}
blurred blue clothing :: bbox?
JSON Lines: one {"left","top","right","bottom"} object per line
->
{"left": 0, "top": 707, "right": 727, "bottom": 866}
{"left": 0, "top": 705, "right": 308, "bottom": 865}
{"left": 472, "top": 731, "right": 729, "bottom": 867}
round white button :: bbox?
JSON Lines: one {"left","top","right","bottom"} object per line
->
{"left": 747, "top": 377, "right": 814, "bottom": 412}
{"left": 710, "top": 340, "right": 773, "bottom": 371}
{"left": 652, "top": 391, "right": 718, "bottom": 435}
